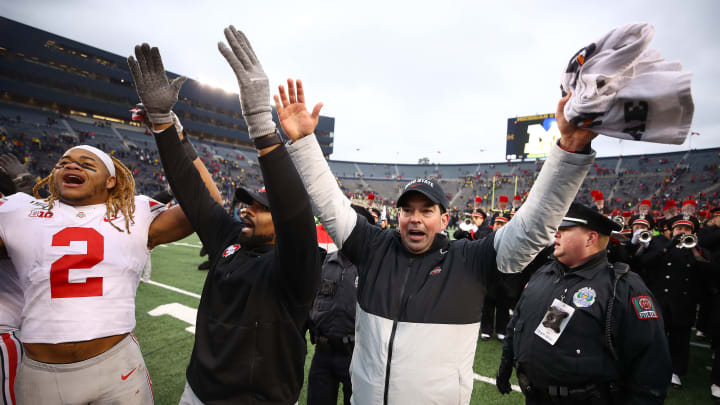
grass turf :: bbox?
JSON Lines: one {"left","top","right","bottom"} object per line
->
{"left": 135, "top": 234, "right": 715, "bottom": 404}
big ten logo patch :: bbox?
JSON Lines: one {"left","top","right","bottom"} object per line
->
{"left": 29, "top": 209, "right": 53, "bottom": 219}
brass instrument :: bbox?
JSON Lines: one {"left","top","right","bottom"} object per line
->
{"left": 459, "top": 214, "right": 474, "bottom": 231}
{"left": 638, "top": 230, "right": 652, "bottom": 243}
{"left": 612, "top": 216, "right": 625, "bottom": 228}
{"left": 680, "top": 234, "right": 697, "bottom": 249}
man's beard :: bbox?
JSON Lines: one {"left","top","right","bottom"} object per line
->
{"left": 238, "top": 229, "right": 273, "bottom": 248}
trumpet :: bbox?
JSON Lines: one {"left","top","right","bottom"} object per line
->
{"left": 680, "top": 234, "right": 697, "bottom": 249}
{"left": 638, "top": 230, "right": 653, "bottom": 243}
{"left": 612, "top": 216, "right": 625, "bottom": 228}
{"left": 459, "top": 214, "right": 474, "bottom": 232}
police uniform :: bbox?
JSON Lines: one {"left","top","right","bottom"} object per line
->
{"left": 307, "top": 205, "right": 374, "bottom": 405}
{"left": 498, "top": 203, "right": 671, "bottom": 404}
{"left": 307, "top": 251, "right": 357, "bottom": 405}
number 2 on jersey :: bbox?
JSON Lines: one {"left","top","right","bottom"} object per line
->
{"left": 50, "top": 227, "right": 104, "bottom": 298}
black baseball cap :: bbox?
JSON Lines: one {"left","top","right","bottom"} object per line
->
{"left": 234, "top": 186, "right": 270, "bottom": 209}
{"left": 397, "top": 178, "right": 449, "bottom": 212}
{"left": 352, "top": 204, "right": 376, "bottom": 225}
{"left": 559, "top": 202, "right": 622, "bottom": 235}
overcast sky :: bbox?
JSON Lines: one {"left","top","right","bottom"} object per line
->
{"left": 2, "top": 0, "right": 719, "bottom": 163}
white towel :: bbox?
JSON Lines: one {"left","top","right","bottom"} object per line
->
{"left": 560, "top": 23, "right": 694, "bottom": 145}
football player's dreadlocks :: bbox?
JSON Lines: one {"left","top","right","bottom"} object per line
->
{"left": 33, "top": 156, "right": 136, "bottom": 233}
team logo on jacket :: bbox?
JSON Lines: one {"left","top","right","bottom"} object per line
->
{"left": 429, "top": 266, "right": 442, "bottom": 276}
{"left": 572, "top": 287, "right": 596, "bottom": 308}
{"left": 632, "top": 296, "right": 658, "bottom": 319}
{"left": 222, "top": 244, "right": 241, "bottom": 258}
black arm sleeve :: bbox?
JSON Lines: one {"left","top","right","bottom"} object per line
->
{"left": 699, "top": 225, "right": 720, "bottom": 250}
{"left": 617, "top": 275, "right": 672, "bottom": 404}
{"left": 153, "top": 126, "right": 240, "bottom": 261}
{"left": 259, "top": 144, "right": 320, "bottom": 305}
{"left": 466, "top": 232, "right": 499, "bottom": 286}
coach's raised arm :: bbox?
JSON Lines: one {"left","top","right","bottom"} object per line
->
{"left": 492, "top": 94, "right": 597, "bottom": 273}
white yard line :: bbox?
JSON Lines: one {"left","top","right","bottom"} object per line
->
{"left": 473, "top": 373, "right": 521, "bottom": 393}
{"left": 691, "top": 341, "right": 711, "bottom": 349}
{"left": 172, "top": 242, "right": 203, "bottom": 248}
{"left": 143, "top": 279, "right": 201, "bottom": 299}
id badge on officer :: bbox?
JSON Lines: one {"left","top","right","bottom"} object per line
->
{"left": 534, "top": 299, "right": 575, "bottom": 346}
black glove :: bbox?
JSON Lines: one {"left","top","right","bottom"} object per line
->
{"left": 496, "top": 358, "right": 513, "bottom": 395}
{"left": 665, "top": 234, "right": 682, "bottom": 250}
{"left": 453, "top": 229, "right": 471, "bottom": 240}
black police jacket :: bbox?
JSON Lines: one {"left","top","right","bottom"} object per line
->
{"left": 309, "top": 250, "right": 358, "bottom": 339}
{"left": 154, "top": 128, "right": 320, "bottom": 404}
{"left": 502, "top": 251, "right": 671, "bottom": 404}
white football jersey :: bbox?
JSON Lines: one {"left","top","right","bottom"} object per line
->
{"left": 0, "top": 193, "right": 166, "bottom": 343}
{"left": 0, "top": 259, "right": 22, "bottom": 334}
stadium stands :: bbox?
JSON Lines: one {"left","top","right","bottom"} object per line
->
{"left": 3, "top": 99, "right": 717, "bottom": 214}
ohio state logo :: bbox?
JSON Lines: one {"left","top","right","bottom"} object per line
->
{"left": 222, "top": 244, "right": 241, "bottom": 258}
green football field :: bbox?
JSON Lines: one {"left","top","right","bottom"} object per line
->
{"left": 135, "top": 234, "right": 716, "bottom": 404}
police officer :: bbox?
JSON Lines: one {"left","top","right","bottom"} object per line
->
{"left": 307, "top": 205, "right": 376, "bottom": 405}
{"left": 496, "top": 203, "right": 671, "bottom": 404}
{"left": 638, "top": 214, "right": 713, "bottom": 389}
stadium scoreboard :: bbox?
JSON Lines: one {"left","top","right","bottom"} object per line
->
{"left": 506, "top": 113, "right": 560, "bottom": 160}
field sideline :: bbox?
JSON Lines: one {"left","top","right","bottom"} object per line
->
{"left": 134, "top": 234, "right": 715, "bottom": 404}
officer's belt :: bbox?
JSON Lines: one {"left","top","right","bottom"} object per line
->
{"left": 517, "top": 368, "right": 619, "bottom": 403}
{"left": 315, "top": 335, "right": 354, "bottom": 353}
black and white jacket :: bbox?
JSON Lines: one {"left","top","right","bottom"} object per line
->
{"left": 288, "top": 135, "right": 594, "bottom": 404}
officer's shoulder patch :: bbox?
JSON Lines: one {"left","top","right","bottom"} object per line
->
{"left": 632, "top": 296, "right": 658, "bottom": 319}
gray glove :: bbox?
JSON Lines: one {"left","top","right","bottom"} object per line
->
{"left": 127, "top": 43, "right": 186, "bottom": 125}
{"left": 0, "top": 153, "right": 33, "bottom": 194}
{"left": 218, "top": 26, "right": 276, "bottom": 139}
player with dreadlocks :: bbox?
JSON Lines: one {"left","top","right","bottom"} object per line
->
{"left": 32, "top": 148, "right": 137, "bottom": 233}
{"left": 0, "top": 135, "right": 218, "bottom": 403}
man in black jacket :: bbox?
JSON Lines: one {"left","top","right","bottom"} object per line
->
{"left": 128, "top": 27, "right": 320, "bottom": 404}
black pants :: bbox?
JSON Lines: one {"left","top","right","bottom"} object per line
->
{"left": 666, "top": 326, "right": 691, "bottom": 376}
{"left": 481, "top": 295, "right": 511, "bottom": 336}
{"left": 307, "top": 348, "right": 352, "bottom": 405}
{"left": 712, "top": 339, "right": 720, "bottom": 386}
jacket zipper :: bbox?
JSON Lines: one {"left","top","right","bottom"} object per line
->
{"left": 383, "top": 258, "right": 414, "bottom": 405}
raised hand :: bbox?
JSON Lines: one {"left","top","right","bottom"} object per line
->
{"left": 557, "top": 93, "right": 598, "bottom": 152}
{"left": 127, "top": 44, "right": 186, "bottom": 125}
{"left": 218, "top": 26, "right": 275, "bottom": 139}
{"left": 274, "top": 79, "right": 323, "bottom": 142}
{"left": 0, "top": 153, "right": 33, "bottom": 194}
